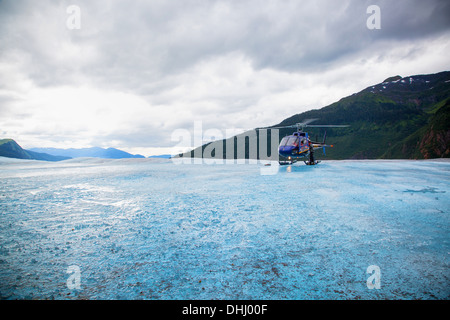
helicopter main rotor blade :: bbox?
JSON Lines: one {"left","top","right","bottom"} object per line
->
{"left": 304, "top": 125, "right": 349, "bottom": 128}
{"left": 262, "top": 118, "right": 350, "bottom": 130}
{"left": 302, "top": 118, "right": 319, "bottom": 125}
{"left": 268, "top": 125, "right": 297, "bottom": 129}
{"left": 265, "top": 124, "right": 349, "bottom": 129}
{"left": 268, "top": 119, "right": 318, "bottom": 129}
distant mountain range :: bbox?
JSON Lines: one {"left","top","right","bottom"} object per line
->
{"left": 178, "top": 71, "right": 450, "bottom": 160}
{"left": 0, "top": 139, "right": 71, "bottom": 161}
{"left": 28, "top": 147, "right": 145, "bottom": 159}
{"left": 0, "top": 140, "right": 147, "bottom": 161}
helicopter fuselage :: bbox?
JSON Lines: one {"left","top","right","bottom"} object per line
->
{"left": 278, "top": 132, "right": 311, "bottom": 159}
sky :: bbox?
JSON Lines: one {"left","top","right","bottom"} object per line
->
{"left": 0, "top": 0, "right": 449, "bottom": 156}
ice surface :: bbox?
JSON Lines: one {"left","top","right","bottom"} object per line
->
{"left": 0, "top": 157, "right": 449, "bottom": 299}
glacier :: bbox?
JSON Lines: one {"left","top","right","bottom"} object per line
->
{"left": 0, "top": 157, "right": 448, "bottom": 300}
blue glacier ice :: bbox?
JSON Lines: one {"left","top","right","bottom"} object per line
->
{"left": 0, "top": 157, "right": 449, "bottom": 299}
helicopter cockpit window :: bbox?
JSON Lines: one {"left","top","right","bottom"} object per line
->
{"left": 280, "top": 137, "right": 290, "bottom": 146}
{"left": 286, "top": 136, "right": 299, "bottom": 146}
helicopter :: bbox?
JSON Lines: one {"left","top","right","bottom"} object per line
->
{"left": 274, "top": 119, "right": 349, "bottom": 166}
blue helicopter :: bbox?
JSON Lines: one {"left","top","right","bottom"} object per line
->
{"left": 275, "top": 119, "right": 348, "bottom": 165}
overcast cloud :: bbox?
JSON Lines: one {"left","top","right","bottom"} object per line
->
{"left": 0, "top": 0, "right": 449, "bottom": 155}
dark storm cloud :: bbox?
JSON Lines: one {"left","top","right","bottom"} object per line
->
{"left": 235, "top": 0, "right": 450, "bottom": 71}
{"left": 86, "top": 0, "right": 450, "bottom": 86}
{"left": 378, "top": 0, "right": 450, "bottom": 39}
{"left": 1, "top": 0, "right": 448, "bottom": 89}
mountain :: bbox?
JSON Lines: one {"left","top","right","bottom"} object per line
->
{"left": 177, "top": 71, "right": 450, "bottom": 160}
{"left": 1, "top": 140, "right": 146, "bottom": 161}
{"left": 28, "top": 147, "right": 145, "bottom": 159}
{"left": 0, "top": 139, "right": 71, "bottom": 161}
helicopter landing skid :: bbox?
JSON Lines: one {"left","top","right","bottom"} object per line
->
{"left": 278, "top": 160, "right": 297, "bottom": 166}
{"left": 304, "top": 160, "right": 321, "bottom": 165}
